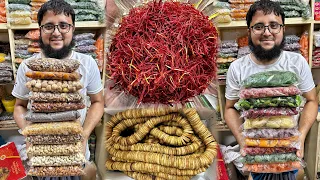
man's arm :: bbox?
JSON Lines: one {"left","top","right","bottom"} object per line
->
{"left": 297, "top": 88, "right": 318, "bottom": 158}
{"left": 82, "top": 90, "right": 104, "bottom": 140}
{"left": 13, "top": 98, "right": 29, "bottom": 130}
{"left": 224, "top": 99, "right": 244, "bottom": 148}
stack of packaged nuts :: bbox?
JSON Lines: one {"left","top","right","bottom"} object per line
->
{"left": 22, "top": 58, "right": 86, "bottom": 176}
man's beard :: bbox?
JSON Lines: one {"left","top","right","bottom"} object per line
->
{"left": 39, "top": 38, "right": 75, "bottom": 59}
{"left": 249, "top": 36, "right": 285, "bottom": 62}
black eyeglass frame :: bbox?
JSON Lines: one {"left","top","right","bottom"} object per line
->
{"left": 40, "top": 23, "right": 74, "bottom": 34}
{"left": 249, "top": 23, "right": 284, "bottom": 35}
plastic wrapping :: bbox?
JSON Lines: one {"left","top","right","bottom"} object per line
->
{"left": 230, "top": 3, "right": 251, "bottom": 10}
{"left": 22, "top": 121, "right": 83, "bottom": 135}
{"left": 237, "top": 36, "right": 248, "bottom": 47}
{"left": 31, "top": 102, "right": 86, "bottom": 112}
{"left": 15, "top": 53, "right": 32, "bottom": 59}
{"left": 239, "top": 86, "right": 301, "bottom": 99}
{"left": 28, "top": 166, "right": 84, "bottom": 177}
{"left": 219, "top": 40, "right": 238, "bottom": 48}
{"left": 241, "top": 107, "right": 299, "bottom": 118}
{"left": 9, "top": 10, "right": 31, "bottom": 18}
{"left": 25, "top": 29, "right": 40, "bottom": 40}
{"left": 243, "top": 116, "right": 298, "bottom": 129}
{"left": 241, "top": 71, "right": 299, "bottom": 88}
{"left": 9, "top": 17, "right": 32, "bottom": 25}
{"left": 27, "top": 47, "right": 41, "bottom": 53}
{"left": 0, "top": 15, "right": 6, "bottom": 23}
{"left": 237, "top": 46, "right": 250, "bottom": 58}
{"left": 74, "top": 45, "right": 97, "bottom": 53}
{"left": 14, "top": 39, "right": 30, "bottom": 45}
{"left": 280, "top": 5, "right": 301, "bottom": 11}
{"left": 74, "top": 9, "right": 100, "bottom": 15}
{"left": 218, "top": 47, "right": 238, "bottom": 54}
{"left": 243, "top": 147, "right": 297, "bottom": 156}
{"left": 243, "top": 128, "right": 301, "bottom": 139}
{"left": 284, "top": 10, "right": 300, "bottom": 17}
{"left": 283, "top": 43, "right": 301, "bottom": 51}
{"left": 25, "top": 71, "right": 81, "bottom": 81}
{"left": 217, "top": 57, "right": 236, "bottom": 64}
{"left": 27, "top": 142, "right": 82, "bottom": 156}
{"left": 74, "top": 33, "right": 95, "bottom": 41}
{"left": 71, "top": 2, "right": 97, "bottom": 10}
{"left": 0, "top": 70, "right": 12, "bottom": 77}
{"left": 213, "top": 1, "right": 230, "bottom": 9}
{"left": 285, "top": 35, "right": 300, "bottom": 44}
{"left": 0, "top": 63, "right": 12, "bottom": 71}
{"left": 75, "top": 14, "right": 97, "bottom": 22}
{"left": 29, "top": 92, "right": 83, "bottom": 102}
{"left": 30, "top": 153, "right": 85, "bottom": 166}
{"left": 15, "top": 44, "right": 29, "bottom": 50}
{"left": 25, "top": 79, "right": 83, "bottom": 93}
{"left": 75, "top": 39, "right": 96, "bottom": 47}
{"left": 25, "top": 111, "right": 81, "bottom": 122}
{"left": 241, "top": 153, "right": 299, "bottom": 164}
{"left": 245, "top": 137, "right": 300, "bottom": 148}
{"left": 29, "top": 1, "right": 44, "bottom": 6}
{"left": 243, "top": 161, "right": 302, "bottom": 173}
{"left": 29, "top": 41, "right": 39, "bottom": 48}
{"left": 0, "top": 76, "right": 12, "bottom": 82}
{"left": 26, "top": 58, "right": 80, "bottom": 72}
{"left": 228, "top": 0, "right": 255, "bottom": 3}
{"left": 235, "top": 95, "right": 302, "bottom": 110}
{"left": 8, "top": 0, "right": 30, "bottom": 3}
{"left": 300, "top": 31, "right": 308, "bottom": 61}
{"left": 213, "top": 15, "right": 232, "bottom": 23}
{"left": 8, "top": 4, "right": 31, "bottom": 11}
{"left": 15, "top": 49, "right": 30, "bottom": 55}
{"left": 0, "top": 7, "right": 5, "bottom": 16}
{"left": 218, "top": 52, "right": 237, "bottom": 58}
{"left": 26, "top": 134, "right": 83, "bottom": 144}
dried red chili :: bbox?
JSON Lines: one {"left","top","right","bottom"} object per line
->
{"left": 107, "top": 1, "right": 218, "bottom": 104}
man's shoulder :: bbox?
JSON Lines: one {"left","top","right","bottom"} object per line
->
{"left": 282, "top": 50, "right": 305, "bottom": 60}
{"left": 230, "top": 54, "right": 251, "bottom": 67}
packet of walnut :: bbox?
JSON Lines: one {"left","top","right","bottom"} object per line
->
{"left": 0, "top": 142, "right": 26, "bottom": 179}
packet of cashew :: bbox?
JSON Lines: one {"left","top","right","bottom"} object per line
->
{"left": 0, "top": 142, "right": 26, "bottom": 179}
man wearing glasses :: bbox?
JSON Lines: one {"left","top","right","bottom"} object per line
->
{"left": 12, "top": 0, "right": 104, "bottom": 179}
{"left": 224, "top": 0, "right": 317, "bottom": 179}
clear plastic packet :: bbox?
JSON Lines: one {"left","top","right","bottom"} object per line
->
{"left": 15, "top": 44, "right": 29, "bottom": 50}
{"left": 0, "top": 70, "right": 12, "bottom": 77}
{"left": 241, "top": 107, "right": 299, "bottom": 118}
{"left": 74, "top": 9, "right": 100, "bottom": 15}
{"left": 0, "top": 63, "right": 12, "bottom": 71}
{"left": 217, "top": 57, "right": 236, "bottom": 64}
{"left": 245, "top": 136, "right": 300, "bottom": 148}
{"left": 239, "top": 86, "right": 301, "bottom": 99}
{"left": 243, "top": 147, "right": 297, "bottom": 156}
{"left": 237, "top": 46, "right": 250, "bottom": 58}
{"left": 29, "top": 1, "right": 44, "bottom": 6}
{"left": 25, "top": 79, "right": 83, "bottom": 93}
{"left": 31, "top": 11, "right": 37, "bottom": 21}
{"left": 241, "top": 153, "right": 299, "bottom": 164}
{"left": 0, "top": 112, "right": 13, "bottom": 121}
{"left": 218, "top": 52, "right": 237, "bottom": 58}
{"left": 230, "top": 12, "right": 247, "bottom": 19}
{"left": 283, "top": 42, "right": 301, "bottom": 51}
{"left": 75, "top": 39, "right": 96, "bottom": 47}
{"left": 31, "top": 0, "right": 47, "bottom": 2}
{"left": 8, "top": 4, "right": 31, "bottom": 12}
{"left": 28, "top": 166, "right": 85, "bottom": 177}
{"left": 243, "top": 161, "right": 303, "bottom": 173}
{"left": 27, "top": 142, "right": 82, "bottom": 156}
{"left": 285, "top": 35, "right": 300, "bottom": 44}
{"left": 25, "top": 71, "right": 81, "bottom": 81}
{"left": 301, "top": 4, "right": 311, "bottom": 19}
{"left": 243, "top": 128, "right": 301, "bottom": 139}
{"left": 300, "top": 31, "right": 308, "bottom": 61}
{"left": 237, "top": 36, "right": 248, "bottom": 47}
{"left": 15, "top": 53, "right": 32, "bottom": 59}
{"left": 75, "top": 14, "right": 97, "bottom": 22}
{"left": 31, "top": 102, "right": 86, "bottom": 112}
{"left": 26, "top": 134, "right": 83, "bottom": 144}
{"left": 25, "top": 29, "right": 40, "bottom": 40}
{"left": 241, "top": 71, "right": 299, "bottom": 88}
{"left": 230, "top": 3, "right": 251, "bottom": 10}
{"left": 235, "top": 95, "right": 302, "bottom": 110}
{"left": 27, "top": 47, "right": 40, "bottom": 53}
{"left": 284, "top": 10, "right": 301, "bottom": 18}
{"left": 0, "top": 76, "right": 12, "bottom": 82}
{"left": 9, "top": 17, "right": 32, "bottom": 25}
{"left": 0, "top": 15, "right": 6, "bottom": 23}
{"left": 9, "top": 10, "right": 31, "bottom": 18}
{"left": 0, "top": 7, "right": 5, "bottom": 16}
{"left": 31, "top": 6, "right": 40, "bottom": 11}
{"left": 218, "top": 47, "right": 238, "bottom": 54}
{"left": 25, "top": 58, "right": 80, "bottom": 72}
{"left": 218, "top": 63, "right": 230, "bottom": 69}
{"left": 74, "top": 33, "right": 95, "bottom": 41}
{"left": 29, "top": 92, "right": 83, "bottom": 102}
{"left": 30, "top": 153, "right": 85, "bottom": 166}
{"left": 95, "top": 35, "right": 104, "bottom": 71}
{"left": 213, "top": 15, "right": 232, "bottom": 23}
{"left": 8, "top": 0, "right": 30, "bottom": 3}
{"left": 71, "top": 2, "right": 97, "bottom": 10}
{"left": 219, "top": 40, "right": 238, "bottom": 48}
{"left": 15, "top": 49, "right": 30, "bottom": 55}
{"left": 74, "top": 45, "right": 97, "bottom": 53}
{"left": 280, "top": 5, "right": 301, "bottom": 11}
{"left": 25, "top": 111, "right": 81, "bottom": 122}
{"left": 14, "top": 39, "right": 31, "bottom": 45}
{"left": 243, "top": 115, "right": 298, "bottom": 129}
{"left": 228, "top": 0, "right": 255, "bottom": 3}
{"left": 22, "top": 120, "right": 83, "bottom": 136}
{"left": 29, "top": 41, "right": 39, "bottom": 48}
{"left": 213, "top": 1, "right": 230, "bottom": 9}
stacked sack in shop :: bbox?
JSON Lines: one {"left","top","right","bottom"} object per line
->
{"left": 8, "top": 0, "right": 32, "bottom": 25}
{"left": 0, "top": 62, "right": 13, "bottom": 83}
{"left": 14, "top": 33, "right": 32, "bottom": 66}
{"left": 74, "top": 33, "right": 97, "bottom": 62}
{"left": 30, "top": 0, "right": 47, "bottom": 22}
{"left": 65, "top": 0, "right": 104, "bottom": 22}
{"left": 95, "top": 35, "right": 104, "bottom": 72}
{"left": 202, "top": 1, "right": 231, "bottom": 24}
{"left": 237, "top": 36, "right": 250, "bottom": 58}
{"left": 313, "top": 31, "right": 320, "bottom": 67}
{"left": 235, "top": 71, "right": 303, "bottom": 173}
{"left": 272, "top": 0, "right": 311, "bottom": 18}
{"left": 299, "top": 31, "right": 309, "bottom": 61}
{"left": 284, "top": 35, "right": 301, "bottom": 54}
{"left": 229, "top": 0, "right": 255, "bottom": 21}
{"left": 0, "top": 0, "right": 6, "bottom": 23}
{"left": 217, "top": 40, "right": 238, "bottom": 83}
{"left": 26, "top": 29, "right": 41, "bottom": 54}
{"left": 22, "top": 58, "right": 86, "bottom": 177}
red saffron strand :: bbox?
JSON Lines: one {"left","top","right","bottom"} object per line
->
{"left": 108, "top": 0, "right": 219, "bottom": 104}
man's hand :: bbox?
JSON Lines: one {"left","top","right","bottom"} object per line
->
{"left": 82, "top": 137, "right": 88, "bottom": 156}
{"left": 296, "top": 138, "right": 305, "bottom": 159}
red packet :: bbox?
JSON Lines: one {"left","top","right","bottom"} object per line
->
{"left": 0, "top": 142, "right": 26, "bottom": 180}
{"left": 216, "top": 146, "right": 229, "bottom": 180}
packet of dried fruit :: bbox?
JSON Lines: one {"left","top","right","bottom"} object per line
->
{"left": 0, "top": 142, "right": 26, "bottom": 179}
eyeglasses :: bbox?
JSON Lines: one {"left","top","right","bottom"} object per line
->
{"left": 250, "top": 23, "right": 284, "bottom": 35}
{"left": 40, "top": 23, "right": 73, "bottom": 34}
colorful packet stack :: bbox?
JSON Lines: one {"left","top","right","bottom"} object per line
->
{"left": 217, "top": 40, "right": 238, "bottom": 83}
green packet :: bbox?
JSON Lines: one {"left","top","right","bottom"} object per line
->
{"left": 239, "top": 153, "right": 299, "bottom": 164}
{"left": 241, "top": 71, "right": 299, "bottom": 88}
{"left": 235, "top": 95, "right": 302, "bottom": 110}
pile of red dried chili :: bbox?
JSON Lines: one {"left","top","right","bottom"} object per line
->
{"left": 107, "top": 0, "right": 218, "bottom": 104}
